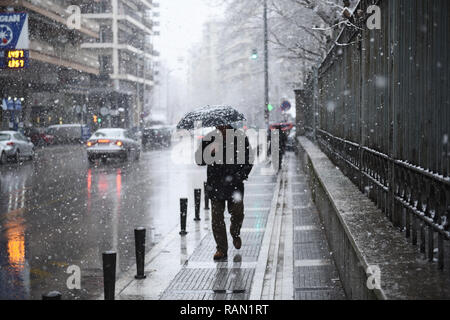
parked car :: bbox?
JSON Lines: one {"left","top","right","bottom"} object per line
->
{"left": 46, "top": 124, "right": 91, "bottom": 144}
{"left": 142, "top": 125, "right": 173, "bottom": 149}
{"left": 0, "top": 131, "right": 35, "bottom": 163}
{"left": 0, "top": 138, "right": 9, "bottom": 165}
{"left": 24, "top": 127, "right": 54, "bottom": 146}
{"left": 86, "top": 128, "right": 141, "bottom": 163}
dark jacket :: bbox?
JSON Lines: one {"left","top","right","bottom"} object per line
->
{"left": 196, "top": 129, "right": 254, "bottom": 201}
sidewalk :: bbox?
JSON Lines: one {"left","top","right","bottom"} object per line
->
{"left": 111, "top": 153, "right": 346, "bottom": 300}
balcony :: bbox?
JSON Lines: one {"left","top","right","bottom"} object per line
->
{"left": 30, "top": 39, "right": 99, "bottom": 75}
{"left": 0, "top": 0, "right": 100, "bottom": 38}
{"left": 80, "top": 43, "right": 154, "bottom": 61}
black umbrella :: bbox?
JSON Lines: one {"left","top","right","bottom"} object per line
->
{"left": 176, "top": 105, "right": 246, "bottom": 130}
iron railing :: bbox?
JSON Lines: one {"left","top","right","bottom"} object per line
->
{"left": 317, "top": 129, "right": 450, "bottom": 269}
{"left": 300, "top": 0, "right": 450, "bottom": 271}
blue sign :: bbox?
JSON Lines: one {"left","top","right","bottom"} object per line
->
{"left": 0, "top": 13, "right": 29, "bottom": 69}
{"left": 6, "top": 98, "right": 14, "bottom": 110}
{"left": 1, "top": 98, "right": 22, "bottom": 110}
{"left": 280, "top": 100, "right": 291, "bottom": 111}
{"left": 15, "top": 99, "right": 22, "bottom": 111}
{"left": 0, "top": 13, "right": 29, "bottom": 50}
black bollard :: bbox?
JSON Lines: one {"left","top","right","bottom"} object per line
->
{"left": 102, "top": 251, "right": 117, "bottom": 300}
{"left": 42, "top": 291, "right": 62, "bottom": 300}
{"left": 203, "top": 182, "right": 210, "bottom": 210}
{"left": 180, "top": 198, "right": 188, "bottom": 235}
{"left": 194, "top": 189, "right": 201, "bottom": 221}
{"left": 134, "top": 227, "right": 147, "bottom": 280}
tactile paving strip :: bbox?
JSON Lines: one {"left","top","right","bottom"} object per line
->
{"left": 189, "top": 232, "right": 264, "bottom": 262}
{"left": 241, "top": 216, "right": 268, "bottom": 229}
{"left": 287, "top": 153, "right": 347, "bottom": 300}
{"left": 294, "top": 265, "right": 346, "bottom": 300}
{"left": 294, "top": 289, "right": 346, "bottom": 300}
{"left": 160, "top": 268, "right": 254, "bottom": 300}
{"left": 292, "top": 184, "right": 310, "bottom": 194}
{"left": 294, "top": 214, "right": 320, "bottom": 226}
{"left": 294, "top": 241, "right": 331, "bottom": 261}
{"left": 294, "top": 229, "right": 327, "bottom": 244}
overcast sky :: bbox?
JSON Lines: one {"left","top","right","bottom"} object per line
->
{"left": 155, "top": 0, "right": 223, "bottom": 70}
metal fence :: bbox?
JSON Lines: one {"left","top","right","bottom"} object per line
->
{"left": 299, "top": 0, "right": 450, "bottom": 271}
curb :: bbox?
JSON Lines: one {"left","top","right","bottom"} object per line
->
{"left": 249, "top": 164, "right": 283, "bottom": 300}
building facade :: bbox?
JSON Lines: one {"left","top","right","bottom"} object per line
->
{"left": 0, "top": 0, "right": 100, "bottom": 130}
{"left": 79, "top": 0, "right": 158, "bottom": 129}
{"left": 0, "top": 0, "right": 158, "bottom": 131}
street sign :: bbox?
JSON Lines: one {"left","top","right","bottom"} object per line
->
{"left": 100, "top": 107, "right": 110, "bottom": 116}
{"left": 0, "top": 12, "right": 29, "bottom": 69}
{"left": 2, "top": 98, "right": 23, "bottom": 110}
{"left": 15, "top": 99, "right": 22, "bottom": 110}
{"left": 0, "top": 13, "right": 29, "bottom": 49}
{"left": 4, "top": 49, "right": 29, "bottom": 68}
{"left": 280, "top": 100, "right": 291, "bottom": 112}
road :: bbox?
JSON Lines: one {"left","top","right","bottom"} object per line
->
{"left": 0, "top": 142, "right": 206, "bottom": 300}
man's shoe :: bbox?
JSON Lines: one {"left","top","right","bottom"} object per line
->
{"left": 213, "top": 250, "right": 228, "bottom": 261}
{"left": 233, "top": 237, "right": 242, "bottom": 250}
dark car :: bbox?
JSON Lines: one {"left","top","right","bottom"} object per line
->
{"left": 24, "top": 127, "right": 54, "bottom": 146}
{"left": 142, "top": 125, "right": 173, "bottom": 149}
{"left": 46, "top": 124, "right": 91, "bottom": 144}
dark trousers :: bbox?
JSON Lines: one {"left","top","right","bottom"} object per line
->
{"left": 211, "top": 197, "right": 244, "bottom": 252}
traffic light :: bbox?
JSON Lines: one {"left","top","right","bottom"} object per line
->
{"left": 251, "top": 49, "right": 258, "bottom": 60}
{"left": 98, "top": 117, "right": 102, "bottom": 124}
{"left": 267, "top": 104, "right": 274, "bottom": 112}
{"left": 93, "top": 115, "right": 98, "bottom": 123}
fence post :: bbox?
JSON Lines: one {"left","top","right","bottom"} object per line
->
{"left": 180, "top": 198, "right": 188, "bottom": 235}
{"left": 134, "top": 228, "right": 147, "bottom": 279}
{"left": 102, "top": 251, "right": 117, "bottom": 300}
{"left": 204, "top": 182, "right": 210, "bottom": 210}
{"left": 194, "top": 189, "right": 201, "bottom": 221}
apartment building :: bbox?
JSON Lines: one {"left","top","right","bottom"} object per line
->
{"left": 79, "top": 0, "right": 158, "bottom": 128}
{"left": 0, "top": 0, "right": 159, "bottom": 130}
{"left": 0, "top": 0, "right": 100, "bottom": 129}
{"left": 187, "top": 20, "right": 222, "bottom": 108}
{"left": 217, "top": 18, "right": 264, "bottom": 126}
{"left": 188, "top": 5, "right": 266, "bottom": 127}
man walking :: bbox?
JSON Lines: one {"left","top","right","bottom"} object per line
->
{"left": 196, "top": 125, "right": 254, "bottom": 261}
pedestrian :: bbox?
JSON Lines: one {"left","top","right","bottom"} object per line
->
{"left": 196, "top": 125, "right": 254, "bottom": 261}
{"left": 279, "top": 127, "right": 288, "bottom": 169}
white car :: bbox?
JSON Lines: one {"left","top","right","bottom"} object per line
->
{"left": 86, "top": 128, "right": 141, "bottom": 163}
{"left": 0, "top": 131, "right": 35, "bottom": 164}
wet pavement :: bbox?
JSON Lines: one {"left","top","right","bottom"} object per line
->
{"left": 117, "top": 161, "right": 277, "bottom": 300}
{"left": 0, "top": 141, "right": 346, "bottom": 300}
{"left": 0, "top": 142, "right": 206, "bottom": 300}
{"left": 114, "top": 152, "right": 346, "bottom": 300}
{"left": 286, "top": 153, "right": 346, "bottom": 300}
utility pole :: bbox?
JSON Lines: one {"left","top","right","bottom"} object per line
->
{"left": 263, "top": 0, "right": 269, "bottom": 127}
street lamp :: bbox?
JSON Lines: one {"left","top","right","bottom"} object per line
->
{"left": 263, "top": 0, "right": 269, "bottom": 127}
